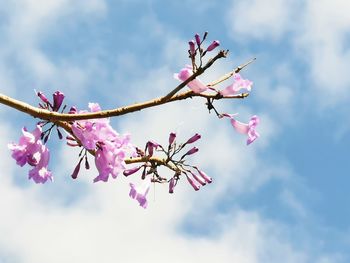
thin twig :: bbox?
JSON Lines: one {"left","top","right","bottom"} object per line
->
{"left": 208, "top": 57, "right": 256, "bottom": 87}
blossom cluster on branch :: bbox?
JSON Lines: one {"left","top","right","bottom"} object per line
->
{"left": 4, "top": 32, "right": 260, "bottom": 208}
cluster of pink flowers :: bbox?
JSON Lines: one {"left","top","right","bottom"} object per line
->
{"left": 7, "top": 32, "right": 261, "bottom": 209}
{"left": 8, "top": 125, "right": 52, "bottom": 183}
{"left": 71, "top": 103, "right": 136, "bottom": 182}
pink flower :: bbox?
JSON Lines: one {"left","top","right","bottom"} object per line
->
{"left": 195, "top": 33, "right": 201, "bottom": 46}
{"left": 189, "top": 40, "right": 196, "bottom": 55}
{"left": 8, "top": 125, "right": 52, "bottom": 183}
{"left": 169, "top": 177, "right": 176, "bottom": 194}
{"left": 72, "top": 103, "right": 136, "bottom": 182}
{"left": 168, "top": 132, "right": 176, "bottom": 146}
{"left": 52, "top": 91, "right": 65, "bottom": 111}
{"left": 93, "top": 139, "right": 132, "bottom": 182}
{"left": 174, "top": 66, "right": 208, "bottom": 93}
{"left": 219, "top": 74, "right": 253, "bottom": 96}
{"left": 223, "top": 114, "right": 260, "bottom": 145}
{"left": 28, "top": 145, "right": 52, "bottom": 183}
{"left": 129, "top": 178, "right": 151, "bottom": 208}
{"left": 185, "top": 174, "right": 200, "bottom": 191}
{"left": 185, "top": 133, "right": 201, "bottom": 144}
{"left": 206, "top": 40, "right": 220, "bottom": 52}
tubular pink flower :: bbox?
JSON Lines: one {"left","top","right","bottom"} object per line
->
{"left": 169, "top": 177, "right": 176, "bottom": 194}
{"left": 174, "top": 66, "right": 208, "bottom": 93}
{"left": 225, "top": 115, "right": 260, "bottom": 145}
{"left": 189, "top": 40, "right": 196, "bottom": 55}
{"left": 190, "top": 171, "right": 206, "bottom": 186}
{"left": 28, "top": 145, "right": 52, "bottom": 183}
{"left": 185, "top": 133, "right": 201, "bottom": 144}
{"left": 206, "top": 40, "right": 220, "bottom": 52}
{"left": 129, "top": 178, "right": 151, "bottom": 208}
{"left": 184, "top": 147, "right": 199, "bottom": 156}
{"left": 72, "top": 103, "right": 136, "bottom": 182}
{"left": 8, "top": 125, "right": 53, "bottom": 184}
{"left": 168, "top": 132, "right": 176, "bottom": 146}
{"left": 195, "top": 33, "right": 201, "bottom": 46}
{"left": 146, "top": 141, "right": 160, "bottom": 156}
{"left": 185, "top": 174, "right": 200, "bottom": 191}
{"left": 197, "top": 169, "right": 212, "bottom": 184}
{"left": 219, "top": 74, "right": 253, "bottom": 96}
{"left": 123, "top": 165, "right": 142, "bottom": 177}
{"left": 37, "top": 91, "right": 51, "bottom": 106}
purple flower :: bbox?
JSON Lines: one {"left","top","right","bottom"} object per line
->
{"left": 190, "top": 171, "right": 206, "bottom": 186}
{"left": 36, "top": 91, "right": 51, "bottom": 106}
{"left": 129, "top": 178, "right": 151, "bottom": 208}
{"left": 123, "top": 165, "right": 142, "bottom": 177}
{"left": 185, "top": 133, "right": 201, "bottom": 144}
{"left": 185, "top": 174, "right": 200, "bottom": 191}
{"left": 183, "top": 147, "right": 199, "bottom": 156}
{"left": 72, "top": 103, "right": 136, "bottom": 182}
{"left": 169, "top": 177, "right": 176, "bottom": 194}
{"left": 206, "top": 40, "right": 220, "bottom": 52}
{"left": 93, "top": 140, "right": 131, "bottom": 182}
{"left": 195, "top": 33, "right": 201, "bottom": 46}
{"left": 145, "top": 141, "right": 160, "bottom": 156}
{"left": 174, "top": 66, "right": 208, "bottom": 93}
{"left": 197, "top": 169, "right": 212, "bottom": 184}
{"left": 52, "top": 91, "right": 65, "bottom": 111}
{"left": 8, "top": 125, "right": 52, "bottom": 183}
{"left": 189, "top": 40, "right": 196, "bottom": 55}
{"left": 223, "top": 114, "right": 260, "bottom": 145}
{"left": 168, "top": 132, "right": 176, "bottom": 146}
{"left": 28, "top": 145, "right": 52, "bottom": 183}
{"left": 219, "top": 74, "right": 253, "bottom": 96}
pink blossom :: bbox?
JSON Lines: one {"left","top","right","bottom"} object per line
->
{"left": 185, "top": 174, "right": 200, "bottom": 191}
{"left": 28, "top": 145, "right": 52, "bottom": 183}
{"left": 72, "top": 103, "right": 136, "bottom": 182}
{"left": 223, "top": 114, "right": 260, "bottom": 145}
{"left": 52, "top": 91, "right": 65, "bottom": 111}
{"left": 174, "top": 66, "right": 208, "bottom": 93}
{"left": 195, "top": 33, "right": 201, "bottom": 46}
{"left": 129, "top": 178, "right": 151, "bottom": 208}
{"left": 219, "top": 74, "right": 253, "bottom": 96}
{"left": 169, "top": 177, "right": 176, "bottom": 194}
{"left": 185, "top": 133, "right": 201, "bottom": 144}
{"left": 189, "top": 40, "right": 196, "bottom": 55}
{"left": 197, "top": 169, "right": 212, "bottom": 184}
{"left": 206, "top": 40, "right": 220, "bottom": 52}
{"left": 8, "top": 125, "right": 52, "bottom": 183}
{"left": 168, "top": 132, "right": 176, "bottom": 146}
{"left": 123, "top": 165, "right": 142, "bottom": 177}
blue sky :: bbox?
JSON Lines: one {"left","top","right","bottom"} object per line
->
{"left": 0, "top": 0, "right": 349, "bottom": 262}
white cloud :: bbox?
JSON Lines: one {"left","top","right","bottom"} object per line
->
{"left": 226, "top": 0, "right": 297, "bottom": 41}
{"left": 226, "top": 0, "right": 350, "bottom": 107}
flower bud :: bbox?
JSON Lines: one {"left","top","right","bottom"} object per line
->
{"left": 195, "top": 33, "right": 201, "bottom": 46}
{"left": 146, "top": 141, "right": 160, "bottom": 156}
{"left": 168, "top": 132, "right": 176, "bottom": 146}
{"left": 181, "top": 147, "right": 199, "bottom": 160}
{"left": 206, "top": 40, "right": 220, "bottom": 52}
{"left": 37, "top": 91, "right": 50, "bottom": 104}
{"left": 186, "top": 174, "right": 200, "bottom": 191}
{"left": 123, "top": 166, "right": 142, "bottom": 177}
{"left": 71, "top": 158, "right": 83, "bottom": 179}
{"left": 189, "top": 40, "right": 196, "bottom": 55}
{"left": 53, "top": 91, "right": 65, "bottom": 111}
{"left": 190, "top": 171, "right": 206, "bottom": 186}
{"left": 68, "top": 106, "right": 77, "bottom": 114}
{"left": 197, "top": 169, "right": 212, "bottom": 184}
{"left": 185, "top": 133, "right": 201, "bottom": 144}
{"left": 169, "top": 177, "right": 176, "bottom": 194}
